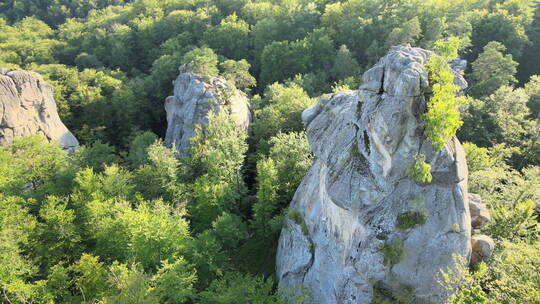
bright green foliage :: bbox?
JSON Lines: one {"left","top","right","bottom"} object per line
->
{"left": 424, "top": 38, "right": 467, "bottom": 150}
{"left": 220, "top": 59, "right": 256, "bottom": 90}
{"left": 197, "top": 272, "right": 283, "bottom": 304}
{"left": 440, "top": 255, "right": 489, "bottom": 304}
{"left": 0, "top": 195, "right": 38, "bottom": 302}
{"left": 483, "top": 241, "right": 540, "bottom": 303}
{"left": 268, "top": 132, "right": 313, "bottom": 202}
{"left": 127, "top": 131, "right": 159, "bottom": 168}
{"left": 0, "top": 135, "right": 69, "bottom": 196}
{"left": 203, "top": 14, "right": 250, "bottom": 60}
{"left": 34, "top": 65, "right": 141, "bottom": 148}
{"left": 71, "top": 254, "right": 110, "bottom": 302}
{"left": 252, "top": 158, "right": 279, "bottom": 237}
{"left": 116, "top": 200, "right": 191, "bottom": 271}
{"left": 463, "top": 142, "right": 499, "bottom": 173}
{"left": 386, "top": 16, "right": 422, "bottom": 48}
{"left": 34, "top": 196, "right": 82, "bottom": 270}
{"left": 182, "top": 47, "right": 219, "bottom": 81}
{"left": 486, "top": 199, "right": 538, "bottom": 241}
{"left": 188, "top": 111, "right": 247, "bottom": 183}
{"left": 210, "top": 212, "right": 248, "bottom": 253}
{"left": 442, "top": 241, "right": 540, "bottom": 304}
{"left": 471, "top": 41, "right": 518, "bottom": 97}
{"left": 134, "top": 141, "right": 183, "bottom": 203}
{"left": 253, "top": 83, "right": 314, "bottom": 148}
{"left": 433, "top": 37, "right": 462, "bottom": 60}
{"left": 407, "top": 154, "right": 432, "bottom": 183}
{"left": 73, "top": 140, "right": 121, "bottom": 172}
{"left": 379, "top": 240, "right": 405, "bottom": 267}
{"left": 151, "top": 258, "right": 197, "bottom": 304}
{"left": 0, "top": 0, "right": 126, "bottom": 27}
{"left": 186, "top": 112, "right": 247, "bottom": 231}
{"left": 105, "top": 262, "right": 157, "bottom": 304}
{"left": 0, "top": 17, "right": 61, "bottom": 67}
{"left": 396, "top": 211, "right": 428, "bottom": 230}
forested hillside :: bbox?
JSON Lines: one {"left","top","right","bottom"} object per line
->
{"left": 0, "top": 0, "right": 539, "bottom": 303}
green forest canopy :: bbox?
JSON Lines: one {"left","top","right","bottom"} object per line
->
{"left": 1, "top": 0, "right": 540, "bottom": 303}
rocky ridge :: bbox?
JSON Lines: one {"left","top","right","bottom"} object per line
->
{"left": 0, "top": 68, "right": 79, "bottom": 150}
{"left": 164, "top": 64, "right": 251, "bottom": 155}
{"left": 276, "top": 45, "right": 493, "bottom": 303}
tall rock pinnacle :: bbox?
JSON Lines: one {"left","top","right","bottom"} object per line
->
{"left": 276, "top": 45, "right": 472, "bottom": 303}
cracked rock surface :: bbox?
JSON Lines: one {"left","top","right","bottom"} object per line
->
{"left": 164, "top": 64, "right": 251, "bottom": 155}
{"left": 0, "top": 69, "right": 79, "bottom": 150}
{"left": 276, "top": 45, "right": 472, "bottom": 304}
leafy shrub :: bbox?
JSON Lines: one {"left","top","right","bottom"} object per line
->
{"left": 407, "top": 154, "right": 432, "bottom": 183}
{"left": 371, "top": 280, "right": 414, "bottom": 304}
{"left": 486, "top": 199, "right": 538, "bottom": 241}
{"left": 379, "top": 240, "right": 405, "bottom": 267}
{"left": 441, "top": 242, "right": 540, "bottom": 304}
{"left": 423, "top": 38, "right": 468, "bottom": 150}
{"left": 396, "top": 211, "right": 428, "bottom": 229}
{"left": 287, "top": 209, "right": 308, "bottom": 236}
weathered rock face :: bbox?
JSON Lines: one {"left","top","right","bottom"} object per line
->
{"left": 0, "top": 69, "right": 79, "bottom": 150}
{"left": 468, "top": 193, "right": 494, "bottom": 267}
{"left": 164, "top": 65, "right": 251, "bottom": 155}
{"left": 469, "top": 193, "right": 491, "bottom": 230}
{"left": 276, "top": 45, "right": 472, "bottom": 303}
{"left": 470, "top": 234, "right": 495, "bottom": 266}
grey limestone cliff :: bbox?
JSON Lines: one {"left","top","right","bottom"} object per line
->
{"left": 0, "top": 69, "right": 79, "bottom": 150}
{"left": 164, "top": 64, "right": 251, "bottom": 155}
{"left": 276, "top": 45, "right": 474, "bottom": 303}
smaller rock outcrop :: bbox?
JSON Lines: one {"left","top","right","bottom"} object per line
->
{"left": 164, "top": 64, "right": 251, "bottom": 155}
{"left": 468, "top": 193, "right": 495, "bottom": 266}
{"left": 0, "top": 69, "right": 79, "bottom": 150}
{"left": 471, "top": 234, "right": 495, "bottom": 266}
{"left": 469, "top": 193, "right": 491, "bottom": 230}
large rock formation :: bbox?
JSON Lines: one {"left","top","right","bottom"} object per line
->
{"left": 276, "top": 45, "right": 473, "bottom": 303}
{"left": 0, "top": 69, "right": 79, "bottom": 150}
{"left": 164, "top": 64, "right": 251, "bottom": 155}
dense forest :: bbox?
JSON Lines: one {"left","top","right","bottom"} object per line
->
{"left": 0, "top": 0, "right": 540, "bottom": 303}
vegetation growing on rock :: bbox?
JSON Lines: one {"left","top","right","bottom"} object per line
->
{"left": 423, "top": 38, "right": 468, "bottom": 150}
{"left": 379, "top": 240, "right": 406, "bottom": 267}
{"left": 407, "top": 154, "right": 432, "bottom": 183}
{"left": 396, "top": 211, "right": 428, "bottom": 230}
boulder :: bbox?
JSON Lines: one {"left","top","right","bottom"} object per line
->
{"left": 276, "top": 45, "right": 472, "bottom": 304}
{"left": 469, "top": 193, "right": 491, "bottom": 230}
{"left": 164, "top": 64, "right": 250, "bottom": 155}
{"left": 0, "top": 69, "right": 79, "bottom": 150}
{"left": 471, "top": 234, "right": 495, "bottom": 266}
